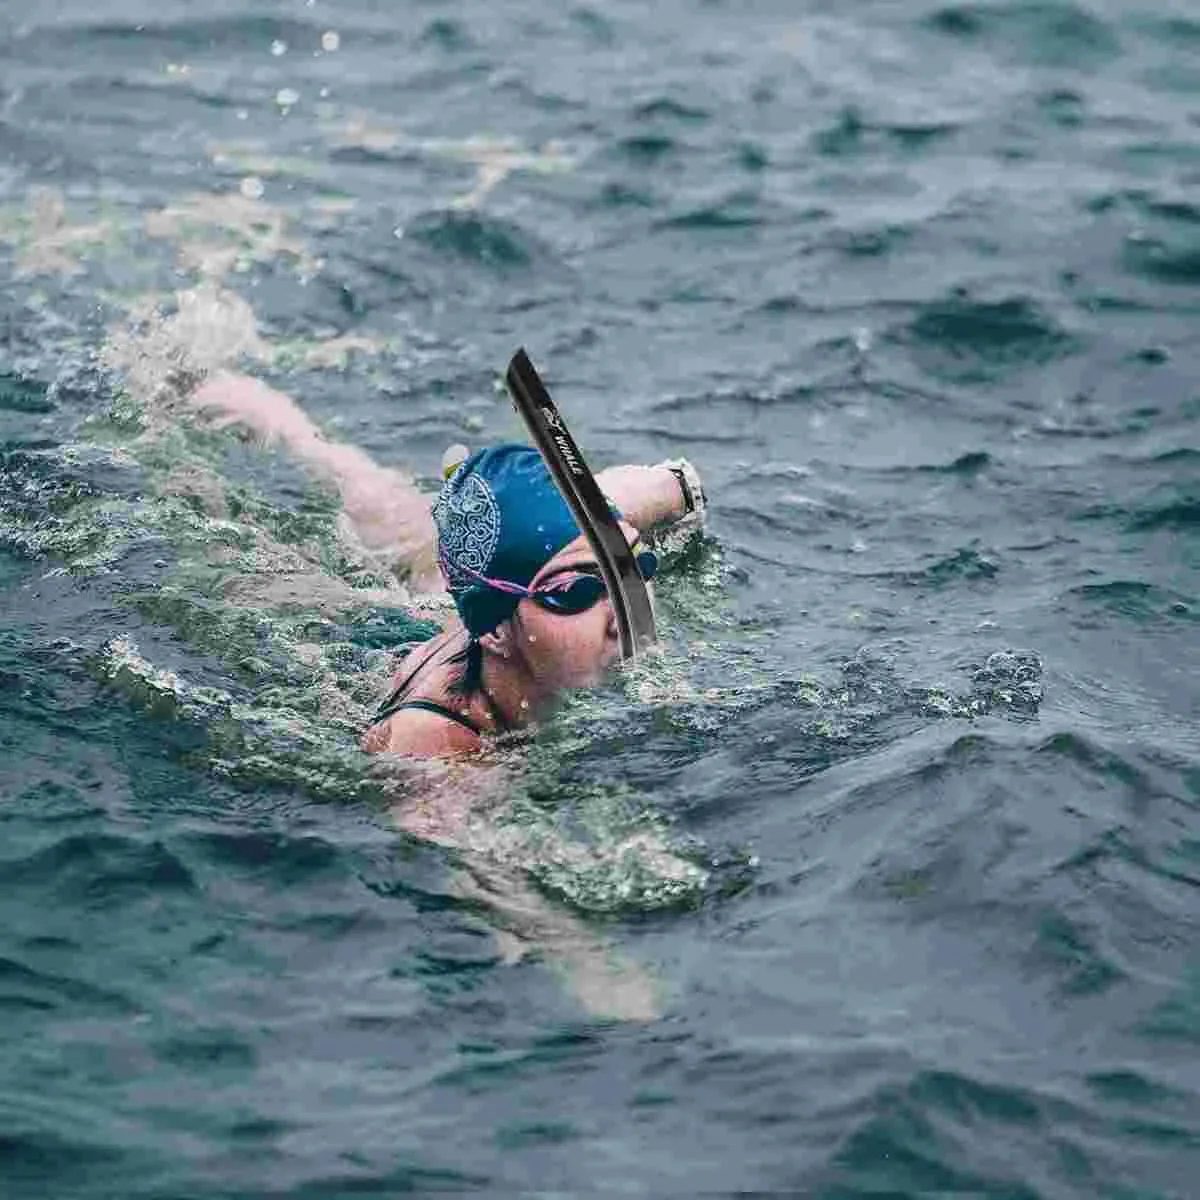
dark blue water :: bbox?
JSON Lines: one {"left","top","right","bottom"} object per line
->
{"left": 2, "top": 0, "right": 1199, "bottom": 1195}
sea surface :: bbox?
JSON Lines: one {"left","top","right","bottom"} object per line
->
{"left": 1, "top": 0, "right": 1198, "bottom": 1195}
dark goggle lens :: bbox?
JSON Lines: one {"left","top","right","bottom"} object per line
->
{"left": 533, "top": 550, "right": 658, "bottom": 615}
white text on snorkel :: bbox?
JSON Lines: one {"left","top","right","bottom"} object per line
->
{"left": 541, "top": 407, "right": 585, "bottom": 477}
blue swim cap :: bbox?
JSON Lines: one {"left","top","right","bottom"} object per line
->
{"left": 433, "top": 444, "right": 584, "bottom": 636}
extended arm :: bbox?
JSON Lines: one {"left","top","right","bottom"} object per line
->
{"left": 192, "top": 373, "right": 442, "bottom": 590}
{"left": 190, "top": 373, "right": 705, "bottom": 583}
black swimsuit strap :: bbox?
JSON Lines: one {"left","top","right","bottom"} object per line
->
{"left": 383, "top": 699, "right": 483, "bottom": 736}
{"left": 370, "top": 634, "right": 513, "bottom": 737}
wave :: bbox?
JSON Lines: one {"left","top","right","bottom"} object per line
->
{"left": 0, "top": 951, "right": 136, "bottom": 1015}
{"left": 631, "top": 96, "right": 711, "bottom": 124}
{"left": 922, "top": 1, "right": 1120, "bottom": 67}
{"left": 897, "top": 293, "right": 1077, "bottom": 383}
{"left": 1065, "top": 580, "right": 1194, "bottom": 623}
{"left": 405, "top": 210, "right": 545, "bottom": 272}
{"left": 813, "top": 106, "right": 960, "bottom": 158}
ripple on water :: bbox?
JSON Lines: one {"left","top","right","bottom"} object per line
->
{"left": 1136, "top": 16, "right": 1200, "bottom": 50}
{"left": 813, "top": 107, "right": 960, "bottom": 159}
{"left": 5, "top": 832, "right": 197, "bottom": 907}
{"left": 825, "top": 1070, "right": 1048, "bottom": 1196}
{"left": 894, "top": 545, "right": 1001, "bottom": 589}
{"left": 612, "top": 132, "right": 679, "bottom": 165}
{"left": 0, "top": 1130, "right": 128, "bottom": 1192}
{"left": 152, "top": 1029, "right": 257, "bottom": 1072}
{"left": 921, "top": 0, "right": 1121, "bottom": 68}
{"left": 630, "top": 96, "right": 711, "bottom": 125}
{"left": 183, "top": 827, "right": 342, "bottom": 885}
{"left": 18, "top": 15, "right": 342, "bottom": 55}
{"left": 0, "top": 953, "right": 136, "bottom": 1016}
{"left": 419, "top": 16, "right": 473, "bottom": 52}
{"left": 1126, "top": 489, "right": 1200, "bottom": 533}
{"left": 657, "top": 195, "right": 764, "bottom": 231}
{"left": 0, "top": 372, "right": 54, "bottom": 414}
{"left": 406, "top": 210, "right": 542, "bottom": 272}
{"left": 897, "top": 293, "right": 1077, "bottom": 383}
{"left": 1064, "top": 580, "right": 1194, "bottom": 625}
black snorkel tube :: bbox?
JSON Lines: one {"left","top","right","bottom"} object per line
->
{"left": 505, "top": 348, "right": 657, "bottom": 661}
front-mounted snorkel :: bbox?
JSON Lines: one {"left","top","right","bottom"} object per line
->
{"left": 505, "top": 348, "right": 657, "bottom": 661}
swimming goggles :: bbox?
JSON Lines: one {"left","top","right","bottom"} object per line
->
{"left": 448, "top": 550, "right": 658, "bottom": 616}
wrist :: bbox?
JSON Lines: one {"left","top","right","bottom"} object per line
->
{"left": 654, "top": 458, "right": 707, "bottom": 528}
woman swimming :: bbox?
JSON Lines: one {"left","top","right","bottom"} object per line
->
{"left": 191, "top": 370, "right": 706, "bottom": 759}
{"left": 186, "top": 368, "right": 707, "bottom": 1019}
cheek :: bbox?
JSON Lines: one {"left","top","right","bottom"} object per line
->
{"left": 519, "top": 604, "right": 616, "bottom": 684}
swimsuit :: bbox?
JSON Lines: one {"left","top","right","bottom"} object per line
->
{"left": 370, "top": 637, "right": 506, "bottom": 737}
{"left": 374, "top": 696, "right": 485, "bottom": 736}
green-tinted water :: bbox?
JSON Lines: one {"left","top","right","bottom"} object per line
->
{"left": 1, "top": 0, "right": 1198, "bottom": 1195}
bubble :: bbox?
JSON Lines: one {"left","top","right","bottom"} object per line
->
{"left": 239, "top": 176, "right": 265, "bottom": 200}
{"left": 270, "top": 39, "right": 287, "bottom": 57}
{"left": 275, "top": 88, "right": 300, "bottom": 110}
{"left": 321, "top": 30, "right": 340, "bottom": 52}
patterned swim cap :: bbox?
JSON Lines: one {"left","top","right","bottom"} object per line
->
{"left": 433, "top": 444, "right": 584, "bottom": 636}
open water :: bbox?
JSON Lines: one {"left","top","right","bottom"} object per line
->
{"left": 1, "top": 0, "right": 1199, "bottom": 1195}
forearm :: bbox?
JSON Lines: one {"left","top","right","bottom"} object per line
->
{"left": 596, "top": 460, "right": 705, "bottom": 536}
{"left": 193, "top": 373, "right": 438, "bottom": 579}
{"left": 292, "top": 437, "right": 440, "bottom": 587}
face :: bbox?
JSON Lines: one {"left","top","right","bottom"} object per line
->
{"left": 506, "top": 523, "right": 650, "bottom": 694}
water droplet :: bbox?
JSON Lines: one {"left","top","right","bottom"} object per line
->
{"left": 319, "top": 86, "right": 330, "bottom": 98}
{"left": 520, "top": 699, "right": 530, "bottom": 710}
{"left": 321, "top": 30, "right": 340, "bottom": 52}
{"left": 235, "top": 108, "right": 249, "bottom": 121}
{"left": 392, "top": 225, "right": 405, "bottom": 240}
{"left": 527, "top": 634, "right": 536, "bottom": 643}
{"left": 536, "top": 525, "right": 544, "bottom": 533}
{"left": 239, "top": 176, "right": 264, "bottom": 200}
{"left": 270, "top": 39, "right": 288, "bottom": 56}
{"left": 544, "top": 543, "right": 552, "bottom": 551}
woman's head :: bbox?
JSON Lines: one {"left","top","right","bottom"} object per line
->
{"left": 433, "top": 444, "right": 581, "bottom": 637}
{"left": 432, "top": 445, "right": 653, "bottom": 697}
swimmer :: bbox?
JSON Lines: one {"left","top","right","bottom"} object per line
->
{"left": 191, "top": 370, "right": 706, "bottom": 759}
{"left": 189, "top": 369, "right": 704, "bottom": 1020}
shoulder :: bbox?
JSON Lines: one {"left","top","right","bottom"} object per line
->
{"left": 361, "top": 706, "right": 481, "bottom": 758}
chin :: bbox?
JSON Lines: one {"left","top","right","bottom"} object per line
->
{"left": 590, "top": 645, "right": 622, "bottom": 683}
